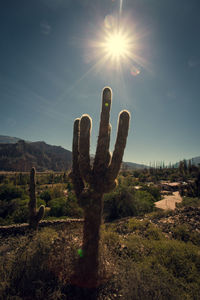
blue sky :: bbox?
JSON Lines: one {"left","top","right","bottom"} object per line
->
{"left": 0, "top": 0, "right": 200, "bottom": 165}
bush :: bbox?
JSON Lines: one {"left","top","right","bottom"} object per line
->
{"left": 134, "top": 190, "right": 155, "bottom": 215}
{"left": 49, "top": 185, "right": 64, "bottom": 199}
{"left": 39, "top": 190, "right": 51, "bottom": 203}
{"left": 47, "top": 192, "right": 83, "bottom": 218}
{"left": 65, "top": 191, "right": 83, "bottom": 218}
{"left": 103, "top": 187, "right": 155, "bottom": 221}
{"left": 118, "top": 236, "right": 200, "bottom": 299}
{"left": 147, "top": 209, "right": 174, "bottom": 220}
{"left": 176, "top": 197, "right": 200, "bottom": 208}
{"left": 128, "top": 219, "right": 164, "bottom": 240}
{"left": 141, "top": 185, "right": 161, "bottom": 202}
{"left": 11, "top": 198, "right": 29, "bottom": 223}
{"left": 1, "top": 228, "right": 59, "bottom": 299}
{"left": 48, "top": 197, "right": 67, "bottom": 217}
{"left": 171, "top": 224, "right": 200, "bottom": 246}
{"left": 0, "top": 184, "right": 25, "bottom": 201}
{"left": 103, "top": 187, "right": 136, "bottom": 221}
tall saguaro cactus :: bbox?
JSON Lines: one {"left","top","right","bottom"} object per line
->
{"left": 29, "top": 167, "right": 45, "bottom": 230}
{"left": 71, "top": 87, "right": 130, "bottom": 287}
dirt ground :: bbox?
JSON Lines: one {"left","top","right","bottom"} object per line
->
{"left": 155, "top": 191, "right": 182, "bottom": 210}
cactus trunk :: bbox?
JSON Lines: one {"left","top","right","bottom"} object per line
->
{"left": 82, "top": 195, "right": 103, "bottom": 286}
{"left": 29, "top": 167, "right": 45, "bottom": 230}
{"left": 70, "top": 87, "right": 130, "bottom": 287}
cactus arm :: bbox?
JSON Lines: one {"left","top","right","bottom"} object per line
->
{"left": 107, "top": 110, "right": 130, "bottom": 182}
{"left": 93, "top": 87, "right": 112, "bottom": 173}
{"left": 36, "top": 205, "right": 45, "bottom": 222}
{"left": 72, "top": 118, "right": 84, "bottom": 198}
{"left": 79, "top": 114, "right": 92, "bottom": 184}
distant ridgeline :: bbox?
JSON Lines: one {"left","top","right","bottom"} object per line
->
{"left": 0, "top": 135, "right": 149, "bottom": 172}
{"left": 0, "top": 140, "right": 72, "bottom": 172}
{"left": 0, "top": 135, "right": 199, "bottom": 172}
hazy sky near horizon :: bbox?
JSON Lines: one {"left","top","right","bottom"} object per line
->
{"left": 0, "top": 0, "right": 200, "bottom": 165}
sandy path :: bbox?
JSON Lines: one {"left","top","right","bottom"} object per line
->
{"left": 155, "top": 191, "right": 182, "bottom": 210}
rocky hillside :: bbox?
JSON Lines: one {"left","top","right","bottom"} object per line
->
{"left": 0, "top": 140, "right": 72, "bottom": 172}
{"left": 0, "top": 136, "right": 148, "bottom": 171}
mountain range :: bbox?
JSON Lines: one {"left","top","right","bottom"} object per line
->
{"left": 0, "top": 137, "right": 71, "bottom": 172}
{"left": 0, "top": 135, "right": 199, "bottom": 172}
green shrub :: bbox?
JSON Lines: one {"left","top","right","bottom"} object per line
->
{"left": 11, "top": 198, "right": 29, "bottom": 223}
{"left": 176, "top": 197, "right": 200, "bottom": 208}
{"left": 101, "top": 226, "right": 121, "bottom": 250}
{"left": 49, "top": 184, "right": 64, "bottom": 199}
{"left": 65, "top": 191, "right": 83, "bottom": 218}
{"left": 103, "top": 187, "right": 155, "bottom": 221}
{"left": 103, "top": 187, "right": 136, "bottom": 221}
{"left": 47, "top": 193, "right": 83, "bottom": 218}
{"left": 134, "top": 190, "right": 155, "bottom": 215}
{"left": 48, "top": 197, "right": 67, "bottom": 217}
{"left": 128, "top": 218, "right": 150, "bottom": 232}
{"left": 141, "top": 185, "right": 161, "bottom": 202}
{"left": 2, "top": 228, "right": 59, "bottom": 299}
{"left": 144, "top": 224, "right": 164, "bottom": 240}
{"left": 171, "top": 224, "right": 200, "bottom": 246}
{"left": 118, "top": 259, "right": 189, "bottom": 300}
{"left": 147, "top": 209, "right": 174, "bottom": 220}
{"left": 127, "top": 219, "right": 164, "bottom": 240}
{"left": 0, "top": 184, "right": 25, "bottom": 201}
{"left": 39, "top": 190, "right": 51, "bottom": 203}
{"left": 118, "top": 236, "right": 200, "bottom": 299}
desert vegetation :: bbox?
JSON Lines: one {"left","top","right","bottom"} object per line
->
{"left": 0, "top": 85, "right": 200, "bottom": 298}
{"left": 1, "top": 163, "right": 200, "bottom": 299}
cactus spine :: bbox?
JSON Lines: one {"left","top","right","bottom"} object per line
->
{"left": 28, "top": 167, "right": 45, "bottom": 230}
{"left": 71, "top": 87, "right": 130, "bottom": 287}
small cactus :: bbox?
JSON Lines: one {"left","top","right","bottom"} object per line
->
{"left": 28, "top": 167, "right": 45, "bottom": 230}
{"left": 70, "top": 87, "right": 130, "bottom": 287}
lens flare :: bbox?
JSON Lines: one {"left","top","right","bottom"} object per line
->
{"left": 77, "top": 249, "right": 83, "bottom": 258}
{"left": 130, "top": 65, "right": 140, "bottom": 76}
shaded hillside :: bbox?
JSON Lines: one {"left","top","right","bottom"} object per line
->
{"left": 0, "top": 140, "right": 72, "bottom": 171}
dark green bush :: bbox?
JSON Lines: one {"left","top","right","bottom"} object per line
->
{"left": 115, "top": 234, "right": 200, "bottom": 299}
{"left": 0, "top": 184, "right": 25, "bottom": 201}
{"left": 176, "top": 197, "right": 200, "bottom": 208}
{"left": 103, "top": 187, "right": 136, "bottom": 221}
{"left": 48, "top": 197, "right": 67, "bottom": 217}
{"left": 127, "top": 219, "right": 164, "bottom": 240}
{"left": 171, "top": 224, "right": 200, "bottom": 246}
{"left": 141, "top": 184, "right": 161, "bottom": 202}
{"left": 134, "top": 190, "right": 155, "bottom": 215}
{"left": 103, "top": 187, "right": 155, "bottom": 221}
{"left": 11, "top": 198, "right": 29, "bottom": 223}
{"left": 0, "top": 184, "right": 26, "bottom": 220}
{"left": 39, "top": 190, "right": 51, "bottom": 203}
{"left": 1, "top": 228, "right": 59, "bottom": 299}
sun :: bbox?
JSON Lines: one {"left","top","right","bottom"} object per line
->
{"left": 104, "top": 31, "right": 129, "bottom": 59}
{"left": 85, "top": 15, "right": 144, "bottom": 75}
